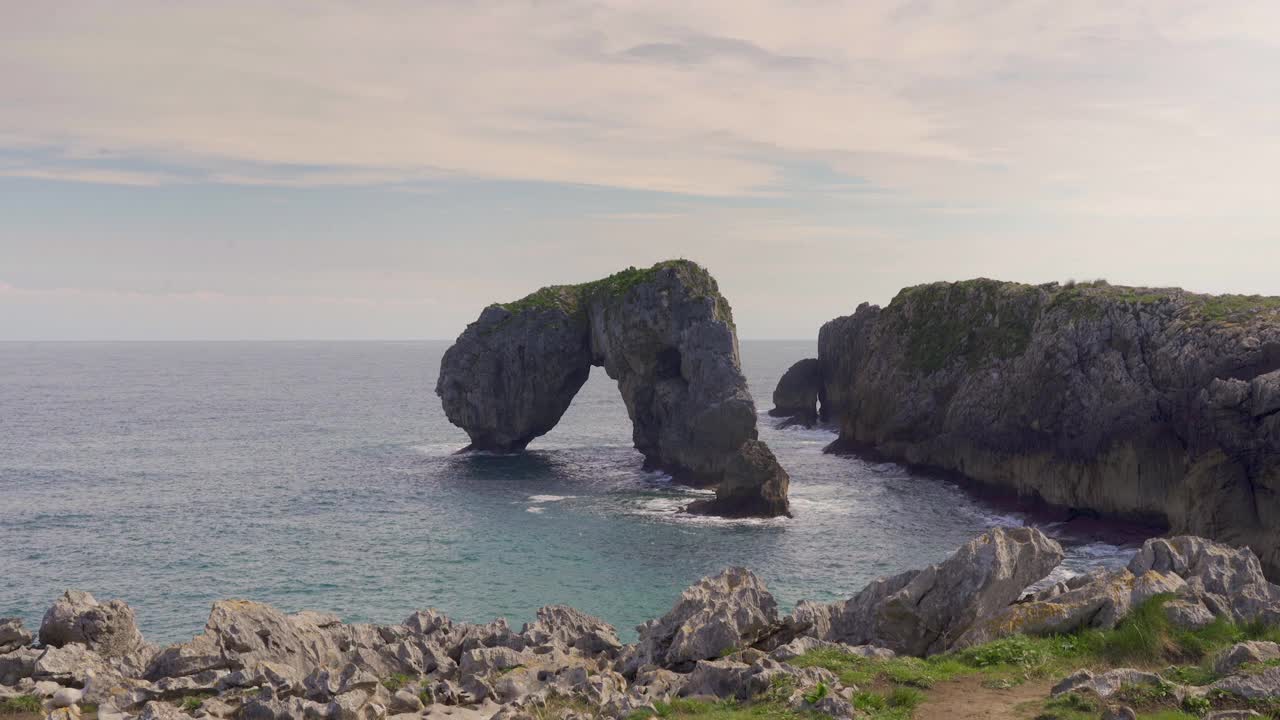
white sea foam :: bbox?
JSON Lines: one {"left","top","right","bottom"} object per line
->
{"left": 527, "top": 494, "right": 575, "bottom": 503}
{"left": 525, "top": 506, "right": 545, "bottom": 514}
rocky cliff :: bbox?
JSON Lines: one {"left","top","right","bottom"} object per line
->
{"left": 813, "top": 279, "right": 1280, "bottom": 575}
{"left": 436, "top": 260, "right": 789, "bottom": 517}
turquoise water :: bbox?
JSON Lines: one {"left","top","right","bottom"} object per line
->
{"left": 0, "top": 341, "right": 1141, "bottom": 644}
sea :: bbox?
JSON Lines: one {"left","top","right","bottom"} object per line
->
{"left": 0, "top": 340, "right": 1146, "bottom": 645}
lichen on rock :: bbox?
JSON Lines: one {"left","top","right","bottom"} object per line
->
{"left": 436, "top": 260, "right": 790, "bottom": 518}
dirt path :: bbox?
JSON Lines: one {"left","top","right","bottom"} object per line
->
{"left": 914, "top": 676, "right": 1054, "bottom": 720}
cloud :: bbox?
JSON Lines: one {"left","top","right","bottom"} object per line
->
{"left": 2, "top": 1, "right": 1279, "bottom": 214}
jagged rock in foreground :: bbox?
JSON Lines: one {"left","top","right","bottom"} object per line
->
{"left": 814, "top": 279, "right": 1280, "bottom": 575}
{"left": 7, "top": 530, "right": 1280, "bottom": 719}
{"left": 436, "top": 260, "right": 789, "bottom": 518}
{"left": 768, "top": 358, "right": 823, "bottom": 427}
{"left": 789, "top": 526, "right": 1064, "bottom": 655}
{"left": 957, "top": 534, "right": 1280, "bottom": 647}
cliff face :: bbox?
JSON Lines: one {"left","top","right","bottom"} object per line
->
{"left": 436, "top": 260, "right": 789, "bottom": 518}
{"left": 818, "top": 279, "right": 1280, "bottom": 575}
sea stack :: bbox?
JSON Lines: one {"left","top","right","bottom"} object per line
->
{"left": 800, "top": 279, "right": 1280, "bottom": 576}
{"left": 436, "top": 260, "right": 790, "bottom": 518}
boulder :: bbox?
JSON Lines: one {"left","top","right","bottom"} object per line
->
{"left": 147, "top": 600, "right": 349, "bottom": 681}
{"left": 0, "top": 619, "right": 32, "bottom": 654}
{"left": 520, "top": 605, "right": 620, "bottom": 657}
{"left": 137, "top": 701, "right": 195, "bottom": 720}
{"left": 33, "top": 644, "right": 117, "bottom": 687}
{"left": 51, "top": 686, "right": 83, "bottom": 708}
{"left": 1216, "top": 642, "right": 1280, "bottom": 675}
{"left": 630, "top": 567, "right": 781, "bottom": 672}
{"left": 437, "top": 260, "right": 790, "bottom": 518}
{"left": 39, "top": 591, "right": 148, "bottom": 665}
{"left": 795, "top": 527, "right": 1063, "bottom": 655}
{"left": 1210, "top": 666, "right": 1280, "bottom": 699}
{"left": 0, "top": 647, "right": 40, "bottom": 685}
{"left": 1128, "top": 536, "right": 1280, "bottom": 625}
{"left": 1051, "top": 668, "right": 1168, "bottom": 699}
{"left": 959, "top": 536, "right": 1280, "bottom": 647}
{"left": 769, "top": 358, "right": 823, "bottom": 427}
{"left": 685, "top": 440, "right": 791, "bottom": 518}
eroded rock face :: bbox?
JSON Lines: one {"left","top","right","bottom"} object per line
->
{"left": 956, "top": 535, "right": 1280, "bottom": 647}
{"left": 630, "top": 567, "right": 781, "bottom": 672}
{"left": 790, "top": 527, "right": 1063, "bottom": 655}
{"left": 39, "top": 591, "right": 150, "bottom": 671}
{"left": 769, "top": 358, "right": 822, "bottom": 427}
{"left": 437, "top": 260, "right": 789, "bottom": 517}
{"left": 0, "top": 618, "right": 32, "bottom": 654}
{"left": 814, "top": 280, "right": 1280, "bottom": 576}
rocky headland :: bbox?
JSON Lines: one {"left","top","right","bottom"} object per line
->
{"left": 778, "top": 280, "right": 1280, "bottom": 576}
{"left": 6, "top": 529, "right": 1280, "bottom": 720}
{"left": 436, "top": 260, "right": 789, "bottom": 518}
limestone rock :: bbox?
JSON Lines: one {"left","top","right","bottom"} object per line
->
{"left": 1051, "top": 668, "right": 1167, "bottom": 698}
{"left": 1102, "top": 707, "right": 1137, "bottom": 720}
{"left": 147, "top": 600, "right": 347, "bottom": 681}
{"left": 437, "top": 260, "right": 790, "bottom": 517}
{"left": 137, "top": 701, "right": 195, "bottom": 720}
{"left": 39, "top": 591, "right": 148, "bottom": 665}
{"left": 51, "top": 686, "right": 83, "bottom": 708}
{"left": 33, "top": 644, "right": 117, "bottom": 687}
{"left": 1128, "top": 536, "right": 1280, "bottom": 624}
{"left": 960, "top": 536, "right": 1280, "bottom": 647}
{"left": 955, "top": 568, "right": 1136, "bottom": 647}
{"left": 0, "top": 647, "right": 40, "bottom": 685}
{"left": 813, "top": 279, "right": 1280, "bottom": 575}
{"left": 1211, "top": 666, "right": 1280, "bottom": 699}
{"left": 685, "top": 440, "right": 791, "bottom": 518}
{"left": 520, "top": 605, "right": 620, "bottom": 657}
{"left": 769, "top": 358, "right": 822, "bottom": 427}
{"left": 0, "top": 619, "right": 32, "bottom": 654}
{"left": 796, "top": 527, "right": 1063, "bottom": 655}
{"left": 1216, "top": 642, "right": 1280, "bottom": 675}
{"left": 631, "top": 567, "right": 780, "bottom": 671}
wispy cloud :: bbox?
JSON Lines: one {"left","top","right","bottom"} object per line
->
{"left": 2, "top": 1, "right": 1275, "bottom": 214}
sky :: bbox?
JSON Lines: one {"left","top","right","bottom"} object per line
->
{"left": 3, "top": 1, "right": 1279, "bottom": 341}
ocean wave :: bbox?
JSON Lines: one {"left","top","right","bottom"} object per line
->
{"left": 625, "top": 496, "right": 790, "bottom": 527}
{"left": 527, "top": 494, "right": 576, "bottom": 503}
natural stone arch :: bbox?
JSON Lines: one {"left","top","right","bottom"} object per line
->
{"left": 436, "top": 260, "right": 790, "bottom": 517}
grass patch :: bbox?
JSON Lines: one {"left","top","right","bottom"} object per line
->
{"left": 496, "top": 259, "right": 732, "bottom": 326}
{"left": 178, "top": 694, "right": 214, "bottom": 713}
{"left": 1034, "top": 692, "right": 1098, "bottom": 720}
{"left": 643, "top": 598, "right": 1280, "bottom": 720}
{"left": 628, "top": 697, "right": 813, "bottom": 719}
{"left": 0, "top": 696, "right": 41, "bottom": 715}
{"left": 382, "top": 672, "right": 415, "bottom": 692}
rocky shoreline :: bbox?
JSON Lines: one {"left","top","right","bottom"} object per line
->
{"left": 775, "top": 279, "right": 1280, "bottom": 576}
{"left": 6, "top": 528, "right": 1280, "bottom": 720}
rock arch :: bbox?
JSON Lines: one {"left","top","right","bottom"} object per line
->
{"left": 436, "top": 260, "right": 790, "bottom": 517}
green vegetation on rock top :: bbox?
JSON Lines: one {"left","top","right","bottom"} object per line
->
{"left": 630, "top": 596, "right": 1280, "bottom": 720}
{"left": 885, "top": 277, "right": 1280, "bottom": 373}
{"left": 495, "top": 259, "right": 733, "bottom": 325}
{"left": 0, "top": 696, "right": 41, "bottom": 715}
